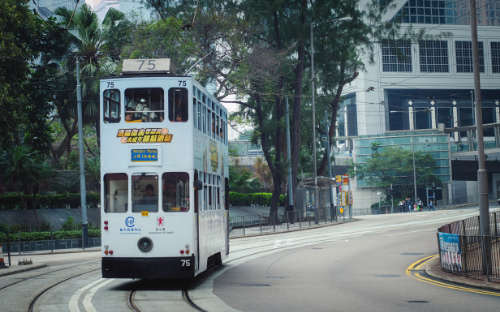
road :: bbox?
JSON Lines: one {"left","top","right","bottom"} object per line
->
{"left": 0, "top": 208, "right": 498, "bottom": 311}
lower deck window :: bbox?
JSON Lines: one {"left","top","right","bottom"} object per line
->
{"left": 104, "top": 173, "right": 128, "bottom": 212}
{"left": 163, "top": 172, "right": 189, "bottom": 212}
{"left": 132, "top": 174, "right": 159, "bottom": 212}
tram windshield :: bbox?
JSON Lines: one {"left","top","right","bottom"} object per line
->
{"left": 132, "top": 174, "right": 159, "bottom": 212}
{"left": 104, "top": 173, "right": 128, "bottom": 212}
{"left": 163, "top": 172, "right": 189, "bottom": 212}
{"left": 125, "top": 88, "right": 164, "bottom": 122}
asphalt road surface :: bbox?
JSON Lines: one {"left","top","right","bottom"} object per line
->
{"left": 1, "top": 208, "right": 498, "bottom": 312}
{"left": 214, "top": 209, "right": 500, "bottom": 312}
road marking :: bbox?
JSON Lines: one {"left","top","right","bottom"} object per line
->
{"left": 82, "top": 278, "right": 115, "bottom": 312}
{"left": 69, "top": 278, "right": 105, "bottom": 312}
{"left": 406, "top": 255, "right": 500, "bottom": 297}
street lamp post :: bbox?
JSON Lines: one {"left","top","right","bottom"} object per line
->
{"left": 310, "top": 22, "right": 319, "bottom": 224}
{"left": 76, "top": 57, "right": 88, "bottom": 248}
{"left": 310, "top": 16, "right": 351, "bottom": 225}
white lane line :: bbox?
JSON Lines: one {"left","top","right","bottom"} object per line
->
{"left": 82, "top": 278, "right": 115, "bottom": 312}
{"left": 69, "top": 278, "right": 106, "bottom": 312}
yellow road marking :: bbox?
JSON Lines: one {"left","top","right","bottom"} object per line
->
{"left": 406, "top": 254, "right": 500, "bottom": 297}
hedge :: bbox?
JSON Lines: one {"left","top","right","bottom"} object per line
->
{"left": 0, "top": 192, "right": 100, "bottom": 210}
{"left": 0, "top": 229, "right": 100, "bottom": 243}
{"left": 229, "top": 192, "right": 285, "bottom": 206}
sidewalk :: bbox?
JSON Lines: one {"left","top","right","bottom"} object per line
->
{"left": 422, "top": 255, "right": 500, "bottom": 292}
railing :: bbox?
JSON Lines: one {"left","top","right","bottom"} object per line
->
{"left": 437, "top": 211, "right": 500, "bottom": 282}
{"left": 229, "top": 211, "right": 348, "bottom": 238}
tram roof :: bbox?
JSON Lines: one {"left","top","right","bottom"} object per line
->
{"left": 101, "top": 73, "right": 192, "bottom": 79}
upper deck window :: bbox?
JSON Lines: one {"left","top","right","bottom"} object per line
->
{"left": 169, "top": 88, "right": 188, "bottom": 122}
{"left": 125, "top": 88, "right": 164, "bottom": 123}
{"left": 132, "top": 174, "right": 159, "bottom": 212}
{"left": 103, "top": 89, "right": 120, "bottom": 123}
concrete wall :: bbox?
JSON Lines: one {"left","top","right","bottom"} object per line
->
{"left": 0, "top": 208, "right": 100, "bottom": 231}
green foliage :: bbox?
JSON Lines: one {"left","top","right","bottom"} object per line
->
{"left": 61, "top": 217, "right": 76, "bottom": 231}
{"left": 0, "top": 192, "right": 100, "bottom": 210}
{"left": 229, "top": 166, "right": 263, "bottom": 193}
{"left": 0, "top": 229, "right": 100, "bottom": 243}
{"left": 229, "top": 192, "right": 285, "bottom": 206}
{"left": 353, "top": 146, "right": 441, "bottom": 198}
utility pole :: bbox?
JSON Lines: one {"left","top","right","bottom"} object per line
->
{"left": 470, "top": 0, "right": 490, "bottom": 274}
{"left": 76, "top": 57, "right": 88, "bottom": 248}
{"left": 285, "top": 97, "right": 294, "bottom": 223}
{"left": 411, "top": 135, "right": 418, "bottom": 203}
{"left": 325, "top": 121, "right": 336, "bottom": 221}
{"left": 310, "top": 22, "right": 319, "bottom": 224}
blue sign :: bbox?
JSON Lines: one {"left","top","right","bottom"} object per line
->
{"left": 125, "top": 216, "right": 135, "bottom": 227}
{"left": 438, "top": 232, "right": 462, "bottom": 272}
{"left": 131, "top": 149, "right": 158, "bottom": 162}
{"left": 438, "top": 232, "right": 461, "bottom": 253}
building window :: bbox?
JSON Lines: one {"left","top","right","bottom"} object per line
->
{"left": 381, "top": 40, "right": 412, "bottom": 72}
{"left": 419, "top": 40, "right": 449, "bottom": 72}
{"left": 491, "top": 42, "right": 500, "bottom": 73}
{"left": 455, "top": 41, "right": 484, "bottom": 73}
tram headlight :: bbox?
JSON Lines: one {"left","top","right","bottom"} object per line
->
{"left": 137, "top": 237, "right": 153, "bottom": 253}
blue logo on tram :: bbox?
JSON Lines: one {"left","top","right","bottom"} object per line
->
{"left": 125, "top": 216, "right": 135, "bottom": 227}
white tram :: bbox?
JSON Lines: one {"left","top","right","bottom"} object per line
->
{"left": 100, "top": 59, "right": 229, "bottom": 279}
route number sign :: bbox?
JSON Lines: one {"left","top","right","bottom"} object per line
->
{"left": 122, "top": 58, "right": 173, "bottom": 73}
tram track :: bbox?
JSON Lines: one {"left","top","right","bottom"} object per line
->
{"left": 27, "top": 267, "right": 100, "bottom": 312}
{"left": 0, "top": 260, "right": 98, "bottom": 293}
{"left": 127, "top": 288, "right": 207, "bottom": 312}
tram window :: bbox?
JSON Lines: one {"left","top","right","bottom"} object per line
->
{"left": 209, "top": 185, "right": 212, "bottom": 209}
{"left": 125, "top": 88, "right": 164, "bottom": 122}
{"left": 216, "top": 116, "right": 220, "bottom": 139}
{"left": 132, "top": 174, "right": 159, "bottom": 212}
{"left": 217, "top": 176, "right": 221, "bottom": 209}
{"left": 162, "top": 172, "right": 189, "bottom": 212}
{"left": 212, "top": 112, "right": 216, "bottom": 137}
{"left": 104, "top": 173, "right": 128, "bottom": 213}
{"left": 197, "top": 101, "right": 202, "bottom": 131}
{"left": 193, "top": 98, "right": 197, "bottom": 129}
{"left": 169, "top": 88, "right": 188, "bottom": 122}
{"left": 103, "top": 89, "right": 120, "bottom": 123}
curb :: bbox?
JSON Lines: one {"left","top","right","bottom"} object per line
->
{"left": 422, "top": 255, "right": 500, "bottom": 293}
{"left": 0, "top": 264, "right": 47, "bottom": 277}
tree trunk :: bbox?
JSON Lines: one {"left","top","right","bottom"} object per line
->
{"left": 291, "top": 0, "right": 307, "bottom": 211}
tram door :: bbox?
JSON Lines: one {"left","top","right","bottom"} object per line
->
{"left": 225, "top": 178, "right": 230, "bottom": 255}
{"left": 194, "top": 171, "right": 200, "bottom": 271}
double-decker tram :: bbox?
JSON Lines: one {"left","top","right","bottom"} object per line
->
{"left": 100, "top": 59, "right": 229, "bottom": 279}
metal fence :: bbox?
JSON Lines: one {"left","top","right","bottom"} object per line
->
{"left": 229, "top": 211, "right": 349, "bottom": 238}
{"left": 437, "top": 211, "right": 500, "bottom": 282}
{"left": 1, "top": 237, "right": 101, "bottom": 255}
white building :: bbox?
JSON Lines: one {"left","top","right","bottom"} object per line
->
{"left": 340, "top": 0, "right": 500, "bottom": 212}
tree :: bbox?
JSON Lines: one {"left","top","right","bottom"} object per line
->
{"left": 352, "top": 145, "right": 441, "bottom": 200}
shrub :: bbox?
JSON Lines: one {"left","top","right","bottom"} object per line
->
{"left": 0, "top": 192, "right": 100, "bottom": 210}
{"left": 229, "top": 192, "right": 285, "bottom": 206}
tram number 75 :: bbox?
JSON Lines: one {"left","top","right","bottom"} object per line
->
{"left": 180, "top": 259, "right": 191, "bottom": 267}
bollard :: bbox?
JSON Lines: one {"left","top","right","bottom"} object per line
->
{"left": 0, "top": 245, "right": 6, "bottom": 268}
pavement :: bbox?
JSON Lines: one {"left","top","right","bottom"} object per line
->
{"left": 0, "top": 247, "right": 100, "bottom": 277}
{"left": 422, "top": 254, "right": 500, "bottom": 291}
